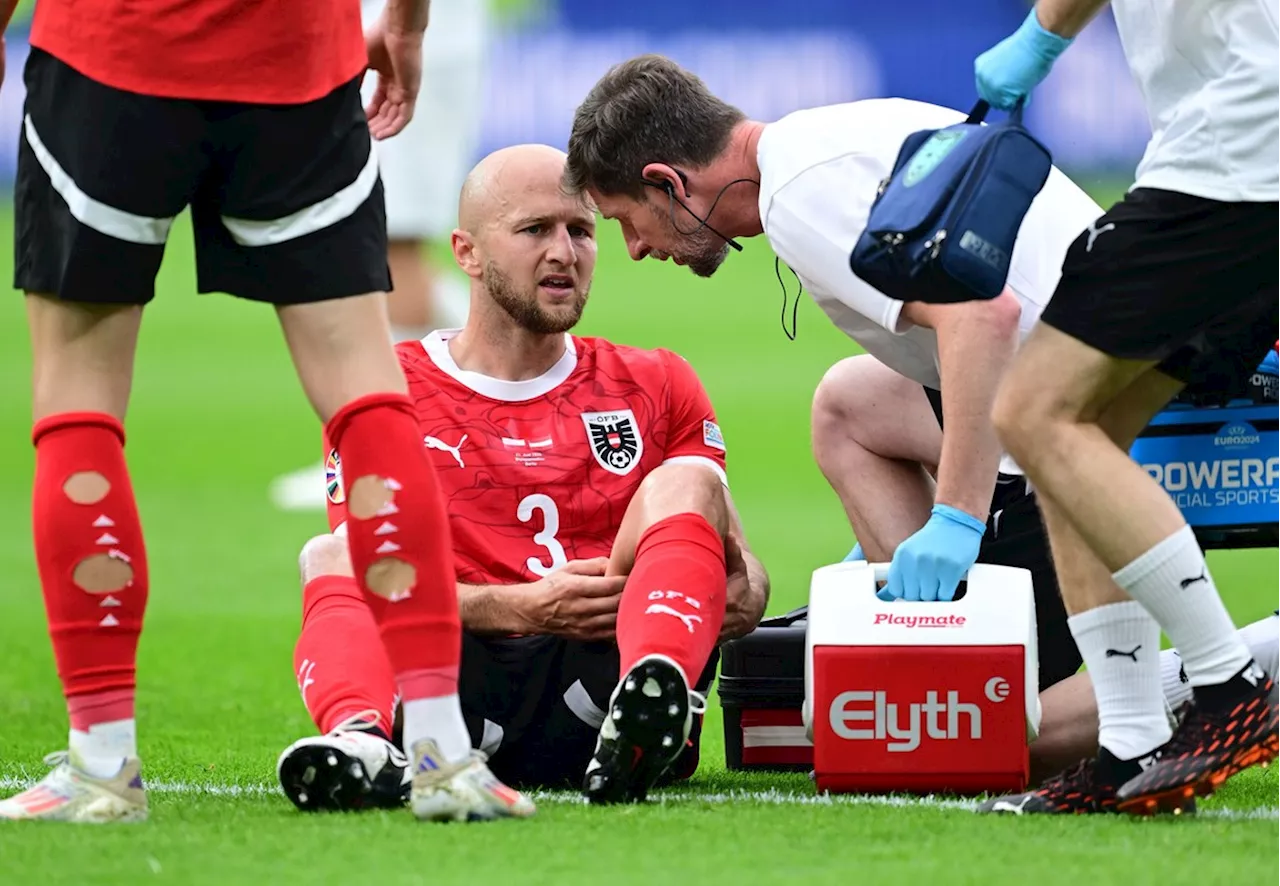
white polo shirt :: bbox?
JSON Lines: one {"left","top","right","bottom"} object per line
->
{"left": 757, "top": 98, "right": 1105, "bottom": 475}
{"left": 1111, "top": 0, "right": 1279, "bottom": 203}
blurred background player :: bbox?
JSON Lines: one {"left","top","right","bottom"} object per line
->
{"left": 972, "top": 0, "right": 1278, "bottom": 816}
{"left": 275, "top": 144, "right": 769, "bottom": 809}
{"left": 0, "top": 0, "right": 527, "bottom": 825}
{"left": 269, "top": 0, "right": 492, "bottom": 512}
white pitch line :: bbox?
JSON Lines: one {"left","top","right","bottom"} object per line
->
{"left": 0, "top": 776, "right": 1274, "bottom": 819}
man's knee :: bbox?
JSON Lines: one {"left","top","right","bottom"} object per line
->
{"left": 811, "top": 355, "right": 878, "bottom": 445}
{"left": 637, "top": 462, "right": 729, "bottom": 536}
{"left": 297, "top": 533, "right": 355, "bottom": 585}
{"left": 992, "top": 367, "right": 1046, "bottom": 457}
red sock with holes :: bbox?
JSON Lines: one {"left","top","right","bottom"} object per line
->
{"left": 295, "top": 575, "right": 396, "bottom": 737}
{"left": 617, "top": 513, "right": 727, "bottom": 683}
{"left": 33, "top": 412, "right": 147, "bottom": 777}
{"left": 324, "top": 393, "right": 470, "bottom": 762}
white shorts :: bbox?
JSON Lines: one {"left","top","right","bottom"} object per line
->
{"left": 360, "top": 0, "right": 490, "bottom": 240}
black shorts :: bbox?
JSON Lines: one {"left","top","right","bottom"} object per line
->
{"left": 397, "top": 634, "right": 717, "bottom": 790}
{"left": 1039, "top": 187, "right": 1278, "bottom": 382}
{"left": 14, "top": 47, "right": 391, "bottom": 306}
{"left": 924, "top": 388, "right": 1080, "bottom": 689}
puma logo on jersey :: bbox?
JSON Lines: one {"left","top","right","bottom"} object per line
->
{"left": 644, "top": 603, "right": 704, "bottom": 634}
{"left": 424, "top": 433, "right": 468, "bottom": 468}
{"left": 1085, "top": 220, "right": 1116, "bottom": 252}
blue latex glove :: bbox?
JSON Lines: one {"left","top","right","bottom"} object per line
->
{"left": 974, "top": 8, "right": 1074, "bottom": 110}
{"left": 879, "top": 504, "right": 987, "bottom": 602}
{"left": 843, "top": 542, "right": 866, "bottom": 563}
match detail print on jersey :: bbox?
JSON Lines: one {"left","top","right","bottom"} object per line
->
{"left": 581, "top": 410, "right": 644, "bottom": 476}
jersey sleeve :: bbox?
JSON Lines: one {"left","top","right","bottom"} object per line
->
{"left": 762, "top": 152, "right": 914, "bottom": 336}
{"left": 658, "top": 349, "right": 729, "bottom": 486}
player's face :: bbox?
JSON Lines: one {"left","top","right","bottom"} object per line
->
{"left": 483, "top": 196, "right": 597, "bottom": 334}
{"left": 591, "top": 189, "right": 729, "bottom": 278}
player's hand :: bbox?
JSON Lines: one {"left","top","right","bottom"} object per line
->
{"left": 721, "top": 534, "right": 767, "bottom": 641}
{"left": 364, "top": 14, "right": 425, "bottom": 140}
{"left": 516, "top": 558, "right": 626, "bottom": 642}
{"left": 974, "top": 9, "right": 1074, "bottom": 110}
{"left": 881, "top": 504, "right": 986, "bottom": 603}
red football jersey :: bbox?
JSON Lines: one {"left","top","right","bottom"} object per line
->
{"left": 324, "top": 332, "right": 729, "bottom": 585}
{"left": 31, "top": 0, "right": 366, "bottom": 104}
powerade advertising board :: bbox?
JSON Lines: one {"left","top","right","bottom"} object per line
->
{"left": 1130, "top": 404, "right": 1279, "bottom": 549}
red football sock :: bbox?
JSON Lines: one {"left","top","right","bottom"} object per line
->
{"left": 32, "top": 412, "right": 148, "bottom": 730}
{"left": 295, "top": 575, "right": 396, "bottom": 735}
{"left": 324, "top": 393, "right": 460, "bottom": 703}
{"left": 617, "top": 512, "right": 727, "bottom": 683}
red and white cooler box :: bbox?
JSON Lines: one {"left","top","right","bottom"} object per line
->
{"left": 803, "top": 561, "right": 1042, "bottom": 795}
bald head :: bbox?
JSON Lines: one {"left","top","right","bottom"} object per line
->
{"left": 451, "top": 144, "right": 598, "bottom": 337}
{"left": 458, "top": 144, "right": 592, "bottom": 231}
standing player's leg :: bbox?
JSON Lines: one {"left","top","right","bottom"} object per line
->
{"left": 810, "top": 355, "right": 940, "bottom": 562}
{"left": 583, "top": 462, "right": 729, "bottom": 804}
{"left": 265, "top": 1, "right": 488, "bottom": 513}
{"left": 1029, "top": 613, "right": 1280, "bottom": 784}
{"left": 981, "top": 369, "right": 1189, "bottom": 813}
{"left": 990, "top": 191, "right": 1279, "bottom": 815}
{"left": 277, "top": 533, "right": 409, "bottom": 812}
{"left": 192, "top": 80, "right": 530, "bottom": 822}
{"left": 0, "top": 50, "right": 210, "bottom": 824}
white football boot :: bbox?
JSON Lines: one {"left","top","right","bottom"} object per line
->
{"left": 277, "top": 711, "right": 409, "bottom": 812}
{"left": 0, "top": 751, "right": 147, "bottom": 823}
{"left": 583, "top": 654, "right": 706, "bottom": 804}
{"left": 408, "top": 739, "right": 536, "bottom": 822}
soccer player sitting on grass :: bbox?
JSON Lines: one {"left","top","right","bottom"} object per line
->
{"left": 275, "top": 144, "right": 769, "bottom": 811}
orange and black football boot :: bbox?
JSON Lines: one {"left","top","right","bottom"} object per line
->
{"left": 1117, "top": 661, "right": 1278, "bottom": 816}
{"left": 979, "top": 747, "right": 1178, "bottom": 816}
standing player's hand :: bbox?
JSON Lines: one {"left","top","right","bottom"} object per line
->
{"left": 721, "top": 534, "right": 766, "bottom": 641}
{"left": 364, "top": 14, "right": 425, "bottom": 140}
{"left": 974, "top": 8, "right": 1074, "bottom": 110}
{"left": 881, "top": 504, "right": 986, "bottom": 603}
{"left": 515, "top": 558, "right": 626, "bottom": 642}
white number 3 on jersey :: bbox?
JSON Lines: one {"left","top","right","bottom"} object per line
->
{"left": 517, "top": 493, "right": 568, "bottom": 577}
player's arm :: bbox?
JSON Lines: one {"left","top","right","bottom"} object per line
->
{"left": 460, "top": 560, "right": 626, "bottom": 641}
{"left": 457, "top": 582, "right": 534, "bottom": 636}
{"left": 722, "top": 486, "right": 770, "bottom": 641}
{"left": 1033, "top": 0, "right": 1109, "bottom": 37}
{"left": 900, "top": 293, "right": 1021, "bottom": 522}
{"left": 383, "top": 0, "right": 430, "bottom": 33}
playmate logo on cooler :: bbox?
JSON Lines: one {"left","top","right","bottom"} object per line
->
{"left": 1214, "top": 422, "right": 1262, "bottom": 449}
{"left": 827, "top": 678, "right": 1010, "bottom": 752}
{"left": 872, "top": 612, "right": 967, "bottom": 628}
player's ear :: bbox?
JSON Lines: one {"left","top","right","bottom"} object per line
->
{"left": 451, "top": 229, "right": 483, "bottom": 279}
{"left": 640, "top": 163, "right": 682, "bottom": 198}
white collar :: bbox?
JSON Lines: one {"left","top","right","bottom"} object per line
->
{"left": 421, "top": 329, "right": 578, "bottom": 402}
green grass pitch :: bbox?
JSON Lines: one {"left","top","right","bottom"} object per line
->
{"left": 0, "top": 185, "right": 1275, "bottom": 884}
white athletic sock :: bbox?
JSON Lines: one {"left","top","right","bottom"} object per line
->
{"left": 1069, "top": 601, "right": 1171, "bottom": 760}
{"left": 401, "top": 695, "right": 473, "bottom": 765}
{"left": 1160, "top": 615, "right": 1280, "bottom": 713}
{"left": 1112, "top": 526, "right": 1252, "bottom": 687}
{"left": 68, "top": 719, "right": 136, "bottom": 779}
